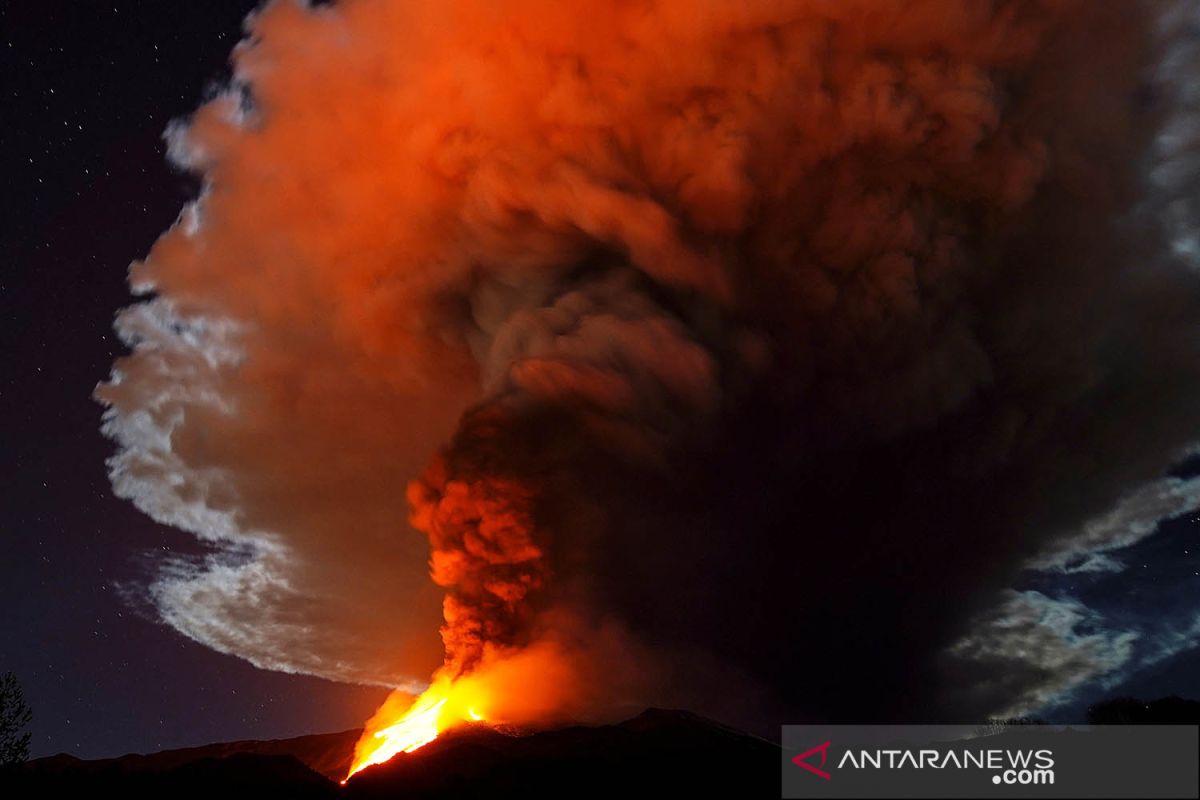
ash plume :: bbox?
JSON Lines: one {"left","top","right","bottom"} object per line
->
{"left": 98, "top": 0, "right": 1200, "bottom": 728}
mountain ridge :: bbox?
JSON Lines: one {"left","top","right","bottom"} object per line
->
{"left": 10, "top": 708, "right": 780, "bottom": 798}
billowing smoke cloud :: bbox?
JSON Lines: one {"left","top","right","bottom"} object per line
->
{"left": 98, "top": 0, "right": 1200, "bottom": 728}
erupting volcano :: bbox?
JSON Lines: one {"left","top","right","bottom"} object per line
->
{"left": 93, "top": 0, "right": 1200, "bottom": 767}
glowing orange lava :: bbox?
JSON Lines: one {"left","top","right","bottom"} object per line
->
{"left": 344, "top": 673, "right": 489, "bottom": 781}
{"left": 345, "top": 639, "right": 590, "bottom": 782}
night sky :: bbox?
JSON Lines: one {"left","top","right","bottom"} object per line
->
{"left": 3, "top": 1, "right": 1200, "bottom": 762}
{"left": 1, "top": 1, "right": 387, "bottom": 759}
{"left": 1031, "top": 501, "right": 1200, "bottom": 723}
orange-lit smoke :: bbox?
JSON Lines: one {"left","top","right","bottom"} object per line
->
{"left": 98, "top": 0, "right": 1200, "bottom": 742}
{"left": 410, "top": 457, "right": 545, "bottom": 677}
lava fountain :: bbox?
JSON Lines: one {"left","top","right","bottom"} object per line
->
{"left": 343, "top": 636, "right": 596, "bottom": 780}
{"left": 345, "top": 671, "right": 490, "bottom": 780}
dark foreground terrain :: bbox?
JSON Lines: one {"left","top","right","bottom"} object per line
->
{"left": 4, "top": 709, "right": 780, "bottom": 799}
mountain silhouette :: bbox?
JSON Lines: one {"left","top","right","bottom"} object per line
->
{"left": 5, "top": 709, "right": 779, "bottom": 799}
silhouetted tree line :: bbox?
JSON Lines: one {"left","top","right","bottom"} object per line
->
{"left": 982, "top": 695, "right": 1200, "bottom": 730}
{"left": 0, "top": 672, "right": 32, "bottom": 766}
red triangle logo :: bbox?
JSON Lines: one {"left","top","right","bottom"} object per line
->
{"left": 792, "top": 740, "right": 832, "bottom": 780}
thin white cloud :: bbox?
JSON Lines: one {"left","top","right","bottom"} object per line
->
{"left": 1028, "top": 476, "right": 1200, "bottom": 574}
{"left": 949, "top": 591, "right": 1139, "bottom": 718}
